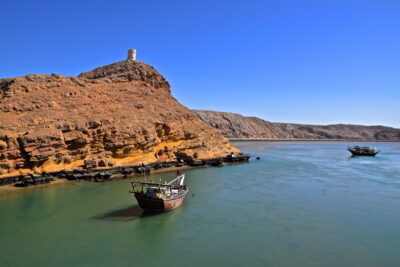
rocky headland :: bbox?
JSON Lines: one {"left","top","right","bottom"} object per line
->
{"left": 0, "top": 58, "right": 239, "bottom": 179}
{"left": 194, "top": 110, "right": 400, "bottom": 141}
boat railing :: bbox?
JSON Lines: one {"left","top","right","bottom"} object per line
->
{"left": 348, "top": 146, "right": 376, "bottom": 151}
{"left": 130, "top": 176, "right": 186, "bottom": 194}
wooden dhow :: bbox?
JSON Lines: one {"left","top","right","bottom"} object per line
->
{"left": 347, "top": 146, "right": 380, "bottom": 156}
{"left": 130, "top": 173, "right": 188, "bottom": 212}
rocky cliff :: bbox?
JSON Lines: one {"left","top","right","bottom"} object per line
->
{"left": 0, "top": 60, "right": 238, "bottom": 176}
{"left": 194, "top": 110, "right": 400, "bottom": 141}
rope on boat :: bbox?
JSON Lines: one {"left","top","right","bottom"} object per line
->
{"left": 167, "top": 174, "right": 185, "bottom": 185}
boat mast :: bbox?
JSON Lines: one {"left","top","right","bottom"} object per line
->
{"left": 167, "top": 174, "right": 185, "bottom": 185}
{"left": 142, "top": 162, "right": 147, "bottom": 183}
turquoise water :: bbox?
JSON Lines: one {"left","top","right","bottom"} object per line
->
{"left": 1, "top": 142, "right": 400, "bottom": 266}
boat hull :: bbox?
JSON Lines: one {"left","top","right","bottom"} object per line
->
{"left": 134, "top": 190, "right": 188, "bottom": 212}
{"left": 348, "top": 149, "right": 379, "bottom": 156}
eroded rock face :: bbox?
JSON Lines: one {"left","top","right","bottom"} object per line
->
{"left": 194, "top": 110, "right": 400, "bottom": 141}
{"left": 0, "top": 60, "right": 237, "bottom": 175}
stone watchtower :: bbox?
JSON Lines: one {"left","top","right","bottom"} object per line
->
{"left": 127, "top": 49, "right": 137, "bottom": 60}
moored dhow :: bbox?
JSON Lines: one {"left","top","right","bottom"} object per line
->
{"left": 130, "top": 173, "right": 188, "bottom": 212}
{"left": 347, "top": 146, "right": 380, "bottom": 156}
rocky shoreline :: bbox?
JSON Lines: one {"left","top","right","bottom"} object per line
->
{"left": 0, "top": 153, "right": 250, "bottom": 190}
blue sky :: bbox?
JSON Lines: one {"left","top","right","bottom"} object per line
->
{"left": 1, "top": 0, "right": 399, "bottom": 127}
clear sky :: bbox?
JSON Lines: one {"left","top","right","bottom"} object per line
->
{"left": 1, "top": 0, "right": 399, "bottom": 127}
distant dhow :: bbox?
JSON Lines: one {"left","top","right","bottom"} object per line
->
{"left": 347, "top": 146, "right": 380, "bottom": 156}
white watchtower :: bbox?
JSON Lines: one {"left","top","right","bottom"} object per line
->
{"left": 127, "top": 49, "right": 137, "bottom": 60}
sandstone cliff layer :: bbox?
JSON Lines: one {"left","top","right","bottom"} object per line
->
{"left": 194, "top": 110, "right": 400, "bottom": 141}
{"left": 0, "top": 60, "right": 237, "bottom": 176}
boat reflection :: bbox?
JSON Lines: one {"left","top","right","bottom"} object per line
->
{"left": 92, "top": 204, "right": 161, "bottom": 221}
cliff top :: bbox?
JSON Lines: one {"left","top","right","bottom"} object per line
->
{"left": 0, "top": 59, "right": 170, "bottom": 101}
{"left": 79, "top": 60, "right": 170, "bottom": 90}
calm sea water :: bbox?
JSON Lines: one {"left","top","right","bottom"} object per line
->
{"left": 1, "top": 142, "right": 400, "bottom": 267}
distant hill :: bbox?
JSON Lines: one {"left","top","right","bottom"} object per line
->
{"left": 193, "top": 110, "right": 400, "bottom": 141}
